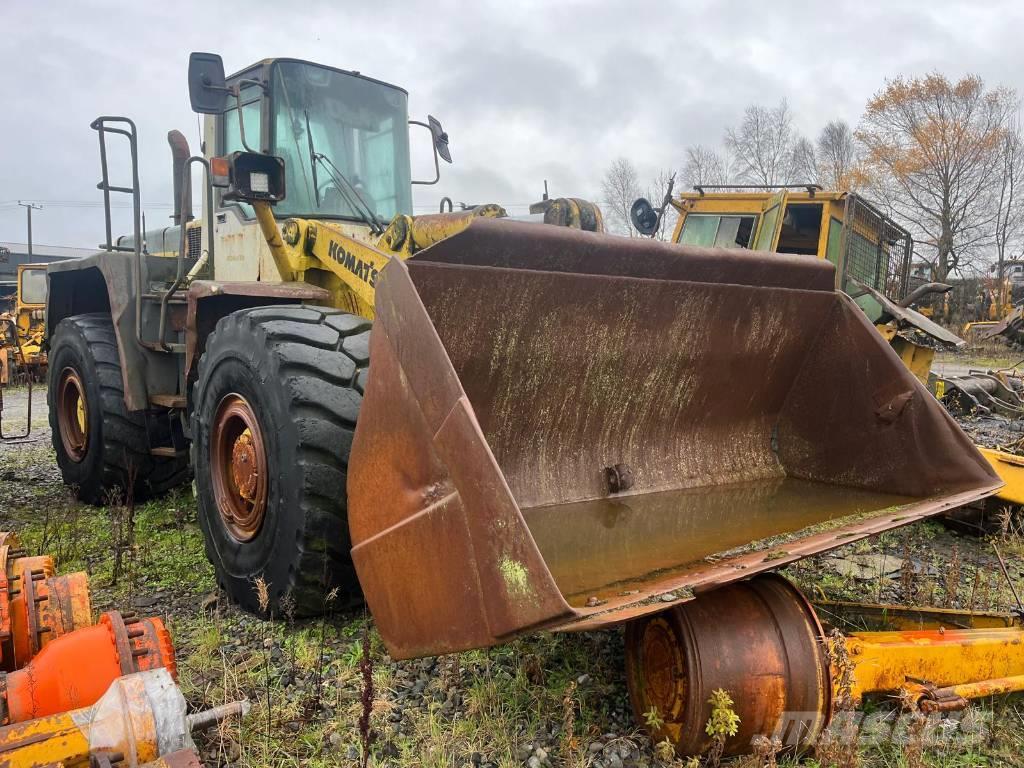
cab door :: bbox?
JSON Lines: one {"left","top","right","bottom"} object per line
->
{"left": 752, "top": 190, "right": 787, "bottom": 251}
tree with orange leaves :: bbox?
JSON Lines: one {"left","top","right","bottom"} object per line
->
{"left": 857, "top": 74, "right": 1017, "bottom": 281}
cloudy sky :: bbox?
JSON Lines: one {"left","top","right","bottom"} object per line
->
{"left": 2, "top": 0, "right": 1023, "bottom": 247}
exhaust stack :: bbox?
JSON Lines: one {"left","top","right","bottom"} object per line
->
{"left": 167, "top": 130, "right": 192, "bottom": 225}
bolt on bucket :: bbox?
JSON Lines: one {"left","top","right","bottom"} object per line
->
{"left": 348, "top": 218, "right": 1001, "bottom": 660}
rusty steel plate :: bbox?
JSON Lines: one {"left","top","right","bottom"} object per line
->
{"left": 348, "top": 219, "right": 1001, "bottom": 660}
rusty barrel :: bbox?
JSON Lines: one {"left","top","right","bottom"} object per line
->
{"left": 348, "top": 218, "right": 1001, "bottom": 660}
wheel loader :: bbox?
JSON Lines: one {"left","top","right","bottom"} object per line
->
{"left": 43, "top": 52, "right": 1019, "bottom": 757}
{"left": 634, "top": 185, "right": 1024, "bottom": 512}
{"left": 632, "top": 184, "right": 964, "bottom": 383}
{"left": 0, "top": 263, "right": 48, "bottom": 385}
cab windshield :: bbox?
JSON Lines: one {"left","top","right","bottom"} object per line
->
{"left": 20, "top": 268, "right": 46, "bottom": 305}
{"left": 270, "top": 61, "right": 412, "bottom": 222}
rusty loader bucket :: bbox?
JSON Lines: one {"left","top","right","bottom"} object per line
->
{"left": 348, "top": 218, "right": 1000, "bottom": 660}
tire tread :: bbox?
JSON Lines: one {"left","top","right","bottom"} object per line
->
{"left": 193, "top": 305, "right": 369, "bottom": 615}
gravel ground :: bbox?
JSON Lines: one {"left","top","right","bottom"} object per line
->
{"left": 957, "top": 414, "right": 1024, "bottom": 452}
{"left": 2, "top": 384, "right": 1024, "bottom": 767}
{"left": 0, "top": 383, "right": 48, "bottom": 450}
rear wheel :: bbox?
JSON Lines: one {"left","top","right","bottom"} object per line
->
{"left": 192, "top": 305, "right": 370, "bottom": 616}
{"left": 48, "top": 314, "right": 191, "bottom": 504}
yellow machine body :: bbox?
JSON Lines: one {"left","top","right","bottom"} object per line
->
{"left": 0, "top": 264, "right": 47, "bottom": 383}
{"left": 671, "top": 188, "right": 946, "bottom": 382}
{"left": 975, "top": 447, "right": 1024, "bottom": 505}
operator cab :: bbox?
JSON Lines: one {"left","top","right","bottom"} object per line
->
{"left": 668, "top": 187, "right": 913, "bottom": 323}
{"left": 18, "top": 266, "right": 47, "bottom": 307}
{"left": 191, "top": 54, "right": 450, "bottom": 227}
{"left": 182, "top": 52, "right": 452, "bottom": 281}
{"left": 216, "top": 58, "right": 414, "bottom": 223}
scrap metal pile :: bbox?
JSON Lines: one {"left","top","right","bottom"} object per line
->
{"left": 928, "top": 362, "right": 1024, "bottom": 511}
{"left": 0, "top": 532, "right": 247, "bottom": 768}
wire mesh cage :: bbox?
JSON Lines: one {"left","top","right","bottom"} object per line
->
{"left": 839, "top": 194, "right": 912, "bottom": 302}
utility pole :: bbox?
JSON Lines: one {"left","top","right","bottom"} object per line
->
{"left": 17, "top": 201, "right": 42, "bottom": 258}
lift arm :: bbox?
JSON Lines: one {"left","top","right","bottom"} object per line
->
{"left": 252, "top": 201, "right": 507, "bottom": 318}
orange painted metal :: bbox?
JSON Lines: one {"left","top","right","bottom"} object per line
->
{"left": 844, "top": 625, "right": 1024, "bottom": 706}
{"left": 0, "top": 534, "right": 94, "bottom": 672}
{"left": 210, "top": 393, "right": 268, "bottom": 543}
{"left": 348, "top": 218, "right": 1001, "bottom": 660}
{"left": 6, "top": 565, "right": 92, "bottom": 671}
{"left": 907, "top": 675, "right": 1024, "bottom": 713}
{"left": 625, "top": 574, "right": 830, "bottom": 757}
{"left": 0, "top": 611, "right": 175, "bottom": 724}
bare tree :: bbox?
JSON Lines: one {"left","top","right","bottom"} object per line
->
{"left": 790, "top": 135, "right": 818, "bottom": 185}
{"left": 600, "top": 157, "right": 643, "bottom": 236}
{"left": 994, "top": 116, "right": 1024, "bottom": 306}
{"left": 725, "top": 100, "right": 795, "bottom": 186}
{"left": 682, "top": 145, "right": 731, "bottom": 188}
{"left": 857, "top": 73, "right": 1017, "bottom": 281}
{"left": 817, "top": 120, "right": 857, "bottom": 190}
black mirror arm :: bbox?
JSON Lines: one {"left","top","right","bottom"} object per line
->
{"left": 230, "top": 86, "right": 259, "bottom": 153}
{"left": 409, "top": 120, "right": 441, "bottom": 186}
{"left": 651, "top": 173, "right": 677, "bottom": 238}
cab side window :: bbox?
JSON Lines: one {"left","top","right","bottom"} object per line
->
{"left": 220, "top": 82, "right": 263, "bottom": 217}
{"left": 678, "top": 214, "right": 756, "bottom": 248}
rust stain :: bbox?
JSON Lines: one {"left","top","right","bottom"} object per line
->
{"left": 347, "top": 218, "right": 1001, "bottom": 660}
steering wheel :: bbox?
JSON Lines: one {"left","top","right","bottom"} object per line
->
{"left": 317, "top": 178, "right": 340, "bottom": 209}
{"left": 317, "top": 178, "right": 378, "bottom": 218}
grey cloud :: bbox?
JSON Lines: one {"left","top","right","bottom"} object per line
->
{"left": 4, "top": 0, "right": 1024, "bottom": 246}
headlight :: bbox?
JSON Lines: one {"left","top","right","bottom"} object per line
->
{"left": 250, "top": 172, "right": 269, "bottom": 194}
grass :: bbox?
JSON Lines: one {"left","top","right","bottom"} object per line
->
{"left": 4, "top": 443, "right": 1024, "bottom": 766}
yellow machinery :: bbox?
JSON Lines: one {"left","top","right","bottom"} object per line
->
{"left": 648, "top": 185, "right": 965, "bottom": 383}
{"left": 0, "top": 263, "right": 47, "bottom": 385}
{"left": 627, "top": 574, "right": 1024, "bottom": 755}
{"left": 647, "top": 186, "right": 1024, "bottom": 511}
{"left": 0, "top": 668, "right": 245, "bottom": 767}
{"left": 39, "top": 54, "right": 1024, "bottom": 759}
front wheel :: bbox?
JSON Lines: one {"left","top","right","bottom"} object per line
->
{"left": 192, "top": 305, "right": 370, "bottom": 616}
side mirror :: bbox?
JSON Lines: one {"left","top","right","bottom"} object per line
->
{"left": 188, "top": 52, "right": 229, "bottom": 114}
{"left": 428, "top": 115, "right": 452, "bottom": 164}
{"left": 630, "top": 198, "right": 659, "bottom": 236}
{"left": 411, "top": 116, "right": 453, "bottom": 185}
{"left": 221, "top": 152, "right": 286, "bottom": 204}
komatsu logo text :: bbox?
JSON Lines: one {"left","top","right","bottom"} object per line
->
{"left": 328, "top": 241, "right": 379, "bottom": 287}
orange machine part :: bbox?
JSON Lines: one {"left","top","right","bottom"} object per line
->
{"left": 0, "top": 610, "right": 176, "bottom": 724}
{"left": 0, "top": 539, "right": 57, "bottom": 671}
{"left": 5, "top": 566, "right": 92, "bottom": 672}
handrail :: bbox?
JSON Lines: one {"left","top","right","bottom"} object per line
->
{"left": 90, "top": 117, "right": 145, "bottom": 350}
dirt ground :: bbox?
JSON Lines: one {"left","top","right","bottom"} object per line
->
{"left": 2, "top": 384, "right": 1024, "bottom": 767}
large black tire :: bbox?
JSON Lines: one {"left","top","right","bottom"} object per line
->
{"left": 48, "top": 314, "right": 191, "bottom": 504}
{"left": 191, "top": 305, "right": 370, "bottom": 616}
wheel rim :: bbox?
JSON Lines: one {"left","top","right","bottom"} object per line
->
{"left": 211, "top": 393, "right": 268, "bottom": 542}
{"left": 56, "top": 367, "right": 89, "bottom": 462}
{"left": 628, "top": 615, "right": 688, "bottom": 744}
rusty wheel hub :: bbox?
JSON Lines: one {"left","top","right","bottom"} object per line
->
{"left": 211, "top": 394, "right": 268, "bottom": 542}
{"left": 56, "top": 367, "right": 89, "bottom": 462}
{"left": 624, "top": 575, "right": 831, "bottom": 758}
{"left": 638, "top": 616, "right": 687, "bottom": 722}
